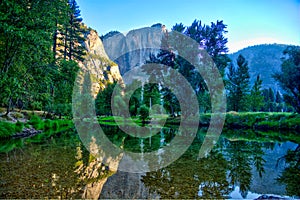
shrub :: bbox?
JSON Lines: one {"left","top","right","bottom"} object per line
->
{"left": 139, "top": 105, "right": 150, "bottom": 123}
{"left": 0, "top": 121, "right": 16, "bottom": 138}
{"left": 28, "top": 115, "right": 44, "bottom": 130}
{"left": 15, "top": 121, "right": 24, "bottom": 132}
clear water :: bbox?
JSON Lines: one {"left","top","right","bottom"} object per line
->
{"left": 0, "top": 125, "right": 299, "bottom": 199}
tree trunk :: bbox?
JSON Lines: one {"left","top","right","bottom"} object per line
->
{"left": 68, "top": 26, "right": 73, "bottom": 60}
{"left": 52, "top": 19, "right": 58, "bottom": 60}
{"left": 4, "top": 96, "right": 12, "bottom": 116}
{"left": 63, "top": 26, "right": 68, "bottom": 60}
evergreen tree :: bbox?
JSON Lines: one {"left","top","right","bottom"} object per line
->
{"left": 61, "top": 0, "right": 86, "bottom": 62}
{"left": 139, "top": 105, "right": 150, "bottom": 124}
{"left": 143, "top": 20, "right": 229, "bottom": 115}
{"left": 227, "top": 55, "right": 250, "bottom": 111}
{"left": 51, "top": 0, "right": 70, "bottom": 60}
{"left": 275, "top": 91, "right": 283, "bottom": 112}
{"left": 273, "top": 46, "right": 300, "bottom": 113}
{"left": 249, "top": 75, "right": 264, "bottom": 111}
{"left": 0, "top": 0, "right": 60, "bottom": 115}
{"left": 95, "top": 82, "right": 116, "bottom": 116}
{"left": 268, "top": 88, "right": 276, "bottom": 112}
{"left": 0, "top": 0, "right": 86, "bottom": 116}
{"left": 52, "top": 60, "right": 79, "bottom": 118}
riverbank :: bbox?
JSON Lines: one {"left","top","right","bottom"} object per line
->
{"left": 1, "top": 111, "right": 299, "bottom": 139}
{"left": 0, "top": 113, "right": 73, "bottom": 139}
{"left": 166, "top": 112, "right": 300, "bottom": 131}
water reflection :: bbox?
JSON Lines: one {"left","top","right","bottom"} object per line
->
{"left": 276, "top": 144, "right": 300, "bottom": 197}
{"left": 0, "top": 126, "right": 299, "bottom": 199}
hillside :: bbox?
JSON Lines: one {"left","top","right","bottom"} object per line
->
{"left": 228, "top": 44, "right": 289, "bottom": 92}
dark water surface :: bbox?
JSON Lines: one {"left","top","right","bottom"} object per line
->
{"left": 0, "top": 125, "right": 299, "bottom": 199}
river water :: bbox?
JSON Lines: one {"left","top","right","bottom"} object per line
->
{"left": 0, "top": 124, "right": 299, "bottom": 199}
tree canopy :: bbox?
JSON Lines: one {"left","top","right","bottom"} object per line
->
{"left": 273, "top": 46, "right": 300, "bottom": 113}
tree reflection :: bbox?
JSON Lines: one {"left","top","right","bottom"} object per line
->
{"left": 277, "top": 144, "right": 300, "bottom": 197}
{"left": 227, "top": 141, "right": 252, "bottom": 198}
{"left": 142, "top": 140, "right": 231, "bottom": 199}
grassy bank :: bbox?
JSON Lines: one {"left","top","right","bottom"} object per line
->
{"left": 159, "top": 112, "right": 300, "bottom": 131}
{"left": 0, "top": 115, "right": 73, "bottom": 139}
{"left": 225, "top": 112, "right": 300, "bottom": 131}
{"left": 1, "top": 112, "right": 299, "bottom": 139}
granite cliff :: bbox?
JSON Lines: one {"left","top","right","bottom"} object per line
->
{"left": 102, "top": 26, "right": 165, "bottom": 75}
{"left": 77, "top": 30, "right": 123, "bottom": 97}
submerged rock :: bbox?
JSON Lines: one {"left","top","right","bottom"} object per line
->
{"left": 255, "top": 194, "right": 287, "bottom": 199}
{"left": 12, "top": 128, "right": 42, "bottom": 139}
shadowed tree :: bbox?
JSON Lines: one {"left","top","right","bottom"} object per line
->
{"left": 227, "top": 55, "right": 250, "bottom": 111}
{"left": 273, "top": 46, "right": 300, "bottom": 113}
{"left": 249, "top": 75, "right": 264, "bottom": 111}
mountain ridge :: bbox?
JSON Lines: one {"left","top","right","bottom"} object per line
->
{"left": 228, "top": 44, "right": 291, "bottom": 93}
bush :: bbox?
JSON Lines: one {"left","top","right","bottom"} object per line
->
{"left": 0, "top": 121, "right": 16, "bottom": 138}
{"left": 30, "top": 101, "right": 43, "bottom": 111}
{"left": 28, "top": 115, "right": 44, "bottom": 130}
{"left": 15, "top": 121, "right": 24, "bottom": 132}
{"left": 139, "top": 105, "right": 150, "bottom": 123}
{"left": 44, "top": 119, "right": 52, "bottom": 130}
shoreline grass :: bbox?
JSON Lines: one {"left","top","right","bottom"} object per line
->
{"left": 0, "top": 115, "right": 74, "bottom": 139}
{"left": 1, "top": 111, "right": 299, "bottom": 139}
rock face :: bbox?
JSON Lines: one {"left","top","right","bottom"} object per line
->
{"left": 102, "top": 26, "right": 165, "bottom": 75}
{"left": 77, "top": 30, "right": 123, "bottom": 98}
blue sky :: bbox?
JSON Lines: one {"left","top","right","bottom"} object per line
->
{"left": 77, "top": 0, "right": 300, "bottom": 53}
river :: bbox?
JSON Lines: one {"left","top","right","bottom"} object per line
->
{"left": 0, "top": 124, "right": 299, "bottom": 199}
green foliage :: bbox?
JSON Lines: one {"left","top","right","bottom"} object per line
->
{"left": 143, "top": 19, "right": 229, "bottom": 116}
{"left": 28, "top": 115, "right": 44, "bottom": 130}
{"left": 59, "top": 0, "right": 87, "bottom": 61}
{"left": 73, "top": 72, "right": 95, "bottom": 118}
{"left": 30, "top": 101, "right": 43, "bottom": 111}
{"left": 0, "top": 0, "right": 55, "bottom": 114}
{"left": 0, "top": 0, "right": 86, "bottom": 117}
{"left": 227, "top": 55, "right": 250, "bottom": 111}
{"left": 277, "top": 147, "right": 300, "bottom": 196}
{"left": 249, "top": 75, "right": 264, "bottom": 111}
{"left": 100, "top": 30, "right": 121, "bottom": 41}
{"left": 273, "top": 46, "right": 300, "bottom": 113}
{"left": 0, "top": 121, "right": 17, "bottom": 138}
{"left": 15, "top": 121, "right": 24, "bottom": 132}
{"left": 139, "top": 105, "right": 150, "bottom": 123}
{"left": 262, "top": 88, "right": 276, "bottom": 112}
{"left": 95, "top": 82, "right": 117, "bottom": 116}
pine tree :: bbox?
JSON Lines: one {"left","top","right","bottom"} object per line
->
{"left": 227, "top": 55, "right": 250, "bottom": 111}
{"left": 268, "top": 88, "right": 275, "bottom": 112}
{"left": 60, "top": 0, "right": 86, "bottom": 62}
{"left": 51, "top": 0, "right": 70, "bottom": 60}
{"left": 275, "top": 91, "right": 283, "bottom": 112}
{"left": 249, "top": 75, "right": 264, "bottom": 111}
{"left": 273, "top": 46, "right": 300, "bottom": 113}
{"left": 143, "top": 20, "right": 230, "bottom": 115}
{"left": 0, "top": 0, "right": 61, "bottom": 115}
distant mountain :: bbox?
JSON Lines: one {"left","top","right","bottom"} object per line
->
{"left": 228, "top": 44, "right": 289, "bottom": 93}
